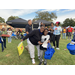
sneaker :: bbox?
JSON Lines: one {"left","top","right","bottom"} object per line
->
{"left": 39, "top": 62, "right": 42, "bottom": 65}
{"left": 2, "top": 49, "right": 4, "bottom": 52}
{"left": 52, "top": 46, "right": 55, "bottom": 48}
{"left": 44, "top": 63, "right": 47, "bottom": 65}
{"left": 32, "top": 59, "right": 35, "bottom": 64}
{"left": 42, "top": 59, "right": 44, "bottom": 62}
{"left": 38, "top": 56, "right": 40, "bottom": 59}
{"left": 56, "top": 48, "right": 60, "bottom": 50}
{"left": 70, "top": 39, "right": 71, "bottom": 40}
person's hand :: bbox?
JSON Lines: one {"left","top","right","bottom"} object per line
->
{"left": 26, "top": 32, "right": 29, "bottom": 34}
{"left": 47, "top": 40, "right": 50, "bottom": 43}
{"left": 21, "top": 39, "right": 23, "bottom": 42}
{"left": 40, "top": 43, "right": 43, "bottom": 45}
{"left": 38, "top": 41, "right": 42, "bottom": 45}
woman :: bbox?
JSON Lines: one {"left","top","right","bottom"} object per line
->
{"left": 21, "top": 25, "right": 50, "bottom": 64}
{"left": 50, "top": 22, "right": 54, "bottom": 42}
{"left": 21, "top": 25, "right": 45, "bottom": 64}
{"left": 53, "top": 22, "right": 62, "bottom": 50}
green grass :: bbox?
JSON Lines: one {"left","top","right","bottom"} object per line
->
{"left": 0, "top": 36, "right": 75, "bottom": 65}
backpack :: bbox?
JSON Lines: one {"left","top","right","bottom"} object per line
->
{"left": 44, "top": 43, "right": 55, "bottom": 60}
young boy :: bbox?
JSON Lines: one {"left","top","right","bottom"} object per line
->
{"left": 39, "top": 28, "right": 50, "bottom": 65}
{"left": 7, "top": 28, "right": 12, "bottom": 43}
{"left": 0, "top": 30, "right": 4, "bottom": 52}
{"left": 62, "top": 27, "right": 66, "bottom": 39}
{"left": 1, "top": 28, "right": 7, "bottom": 49}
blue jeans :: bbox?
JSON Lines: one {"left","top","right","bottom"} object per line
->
{"left": 8, "top": 37, "right": 12, "bottom": 42}
{"left": 62, "top": 33, "right": 66, "bottom": 39}
{"left": 21, "top": 35, "right": 23, "bottom": 39}
{"left": 1, "top": 38, "right": 6, "bottom": 51}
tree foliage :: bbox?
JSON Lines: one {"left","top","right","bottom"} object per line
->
{"left": 0, "top": 17, "right": 5, "bottom": 23}
{"left": 7, "top": 16, "right": 19, "bottom": 21}
{"left": 33, "top": 11, "right": 57, "bottom": 22}
{"left": 62, "top": 18, "right": 75, "bottom": 27}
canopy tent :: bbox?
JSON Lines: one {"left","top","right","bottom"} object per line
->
{"left": 6, "top": 18, "right": 28, "bottom": 28}
{"left": 33, "top": 19, "right": 51, "bottom": 28}
{"left": 6, "top": 19, "right": 51, "bottom": 28}
{"left": 33, "top": 19, "right": 51, "bottom": 24}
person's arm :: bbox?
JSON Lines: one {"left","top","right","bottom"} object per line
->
{"left": 26, "top": 25, "right": 29, "bottom": 34}
{"left": 50, "top": 27, "right": 54, "bottom": 31}
{"left": 47, "top": 35, "right": 50, "bottom": 43}
{"left": 22, "top": 30, "right": 35, "bottom": 41}
{"left": 11, "top": 31, "right": 12, "bottom": 35}
{"left": 52, "top": 26, "right": 55, "bottom": 32}
{"left": 60, "top": 27, "right": 62, "bottom": 33}
{"left": 0, "top": 31, "right": 2, "bottom": 36}
{"left": 38, "top": 41, "right": 43, "bottom": 45}
{"left": 72, "top": 28, "right": 73, "bottom": 33}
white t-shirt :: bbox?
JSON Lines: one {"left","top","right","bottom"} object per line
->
{"left": 7, "top": 31, "right": 12, "bottom": 36}
{"left": 41, "top": 35, "right": 50, "bottom": 48}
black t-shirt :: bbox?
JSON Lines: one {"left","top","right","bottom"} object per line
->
{"left": 26, "top": 24, "right": 32, "bottom": 33}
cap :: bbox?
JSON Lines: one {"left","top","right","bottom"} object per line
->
{"left": 56, "top": 22, "right": 59, "bottom": 24}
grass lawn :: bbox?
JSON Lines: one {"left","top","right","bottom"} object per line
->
{"left": 0, "top": 36, "right": 75, "bottom": 65}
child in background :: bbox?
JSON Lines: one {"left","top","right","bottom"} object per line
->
{"left": 7, "top": 28, "right": 12, "bottom": 43}
{"left": 1, "top": 28, "right": 7, "bottom": 49}
{"left": 39, "top": 28, "right": 50, "bottom": 65}
{"left": 62, "top": 27, "right": 66, "bottom": 39}
{"left": 0, "top": 30, "right": 4, "bottom": 52}
{"left": 0, "top": 28, "right": 6, "bottom": 52}
{"left": 20, "top": 30, "right": 24, "bottom": 39}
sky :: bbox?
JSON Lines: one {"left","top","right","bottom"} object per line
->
{"left": 0, "top": 9, "right": 75, "bottom": 23}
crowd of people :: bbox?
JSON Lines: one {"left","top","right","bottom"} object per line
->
{"left": 0, "top": 19, "right": 75, "bottom": 65}
{"left": 0, "top": 28, "right": 25, "bottom": 52}
{"left": 21, "top": 20, "right": 75, "bottom": 65}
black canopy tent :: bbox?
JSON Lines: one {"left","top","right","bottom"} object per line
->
{"left": 33, "top": 19, "right": 51, "bottom": 28}
{"left": 6, "top": 18, "right": 51, "bottom": 28}
{"left": 6, "top": 18, "right": 28, "bottom": 28}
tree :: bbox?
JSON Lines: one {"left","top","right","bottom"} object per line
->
{"left": 33, "top": 11, "right": 57, "bottom": 22}
{"left": 7, "top": 16, "right": 19, "bottom": 21}
{"left": 0, "top": 17, "right": 5, "bottom": 23}
{"left": 62, "top": 18, "right": 75, "bottom": 27}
